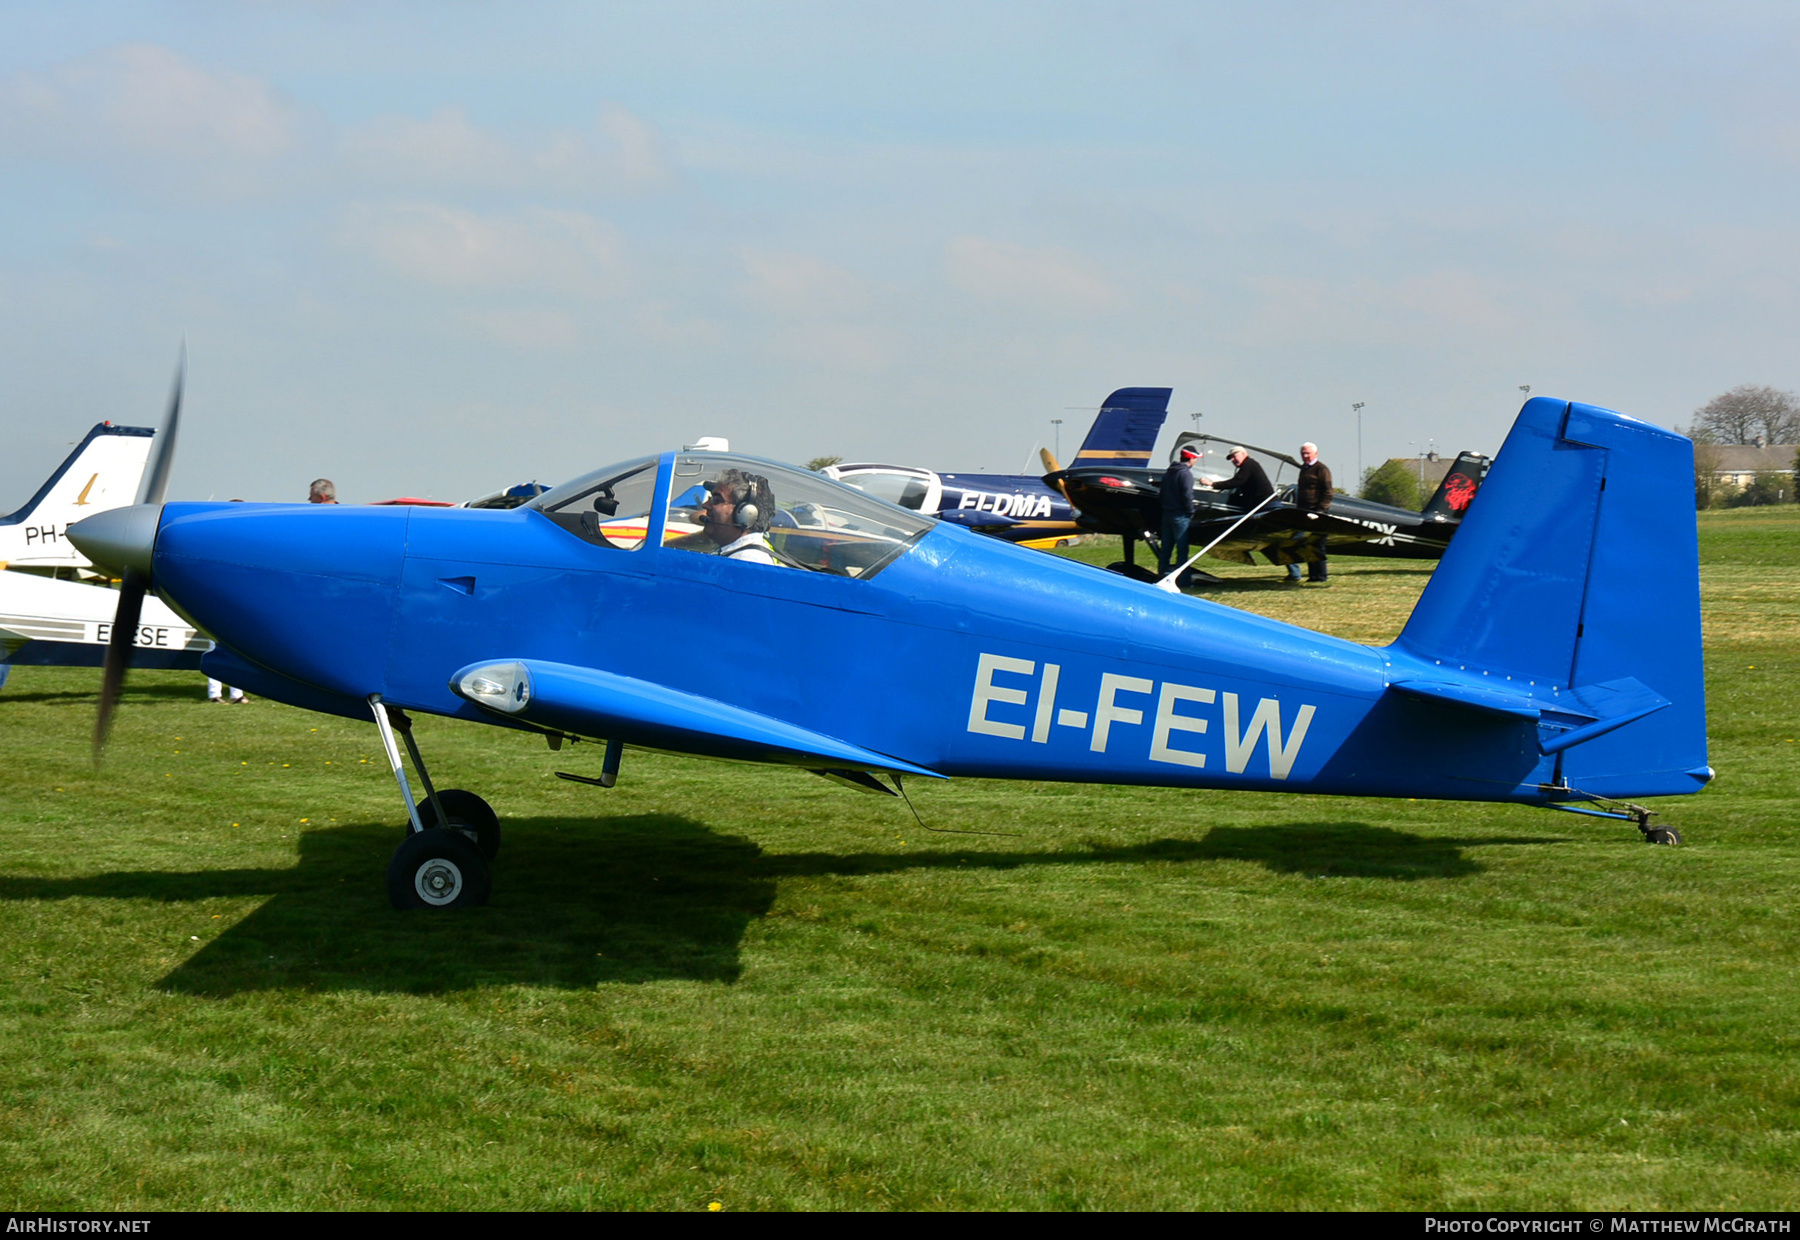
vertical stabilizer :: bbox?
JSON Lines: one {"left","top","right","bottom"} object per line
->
{"left": 1391, "top": 398, "right": 1707, "bottom": 799}
{"left": 0, "top": 424, "right": 156, "bottom": 570}
{"left": 1420, "top": 451, "right": 1490, "bottom": 519}
{"left": 1070, "top": 388, "right": 1172, "bottom": 467}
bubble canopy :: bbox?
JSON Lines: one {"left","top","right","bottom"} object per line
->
{"left": 527, "top": 451, "right": 935, "bottom": 579}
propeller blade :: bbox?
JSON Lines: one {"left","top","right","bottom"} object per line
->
{"left": 137, "top": 346, "right": 184, "bottom": 507}
{"left": 94, "top": 346, "right": 184, "bottom": 762}
{"left": 93, "top": 568, "right": 148, "bottom": 761}
{"left": 1039, "top": 447, "right": 1062, "bottom": 474}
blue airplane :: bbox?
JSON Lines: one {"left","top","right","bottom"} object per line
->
{"left": 822, "top": 387, "right": 1171, "bottom": 545}
{"left": 71, "top": 380, "right": 1709, "bottom": 910}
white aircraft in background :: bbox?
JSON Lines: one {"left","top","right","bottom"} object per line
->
{"left": 1, "top": 422, "right": 157, "bottom": 574}
{"left": 2, "top": 421, "right": 210, "bottom": 686}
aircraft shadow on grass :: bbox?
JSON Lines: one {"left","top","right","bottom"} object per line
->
{"left": 0, "top": 681, "right": 202, "bottom": 707}
{"left": 0, "top": 817, "right": 1562, "bottom": 995}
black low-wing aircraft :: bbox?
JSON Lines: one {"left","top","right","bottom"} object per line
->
{"left": 1047, "top": 433, "right": 1489, "bottom": 580}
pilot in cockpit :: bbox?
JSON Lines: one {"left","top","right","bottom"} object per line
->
{"left": 699, "top": 468, "right": 778, "bottom": 565}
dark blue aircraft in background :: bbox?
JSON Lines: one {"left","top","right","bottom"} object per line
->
{"left": 822, "top": 387, "right": 1170, "bottom": 546}
{"left": 72, "top": 382, "right": 1708, "bottom": 911}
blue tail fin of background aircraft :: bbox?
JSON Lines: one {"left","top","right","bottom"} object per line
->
{"left": 1390, "top": 397, "right": 1707, "bottom": 799}
{"left": 1070, "top": 388, "right": 1172, "bottom": 467}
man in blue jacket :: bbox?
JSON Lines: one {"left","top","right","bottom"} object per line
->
{"left": 1157, "top": 446, "right": 1198, "bottom": 576}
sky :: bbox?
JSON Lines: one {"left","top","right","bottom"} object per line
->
{"left": 2, "top": 1, "right": 1797, "bottom": 503}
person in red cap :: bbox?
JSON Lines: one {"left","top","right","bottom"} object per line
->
{"left": 1157, "top": 446, "right": 1200, "bottom": 576}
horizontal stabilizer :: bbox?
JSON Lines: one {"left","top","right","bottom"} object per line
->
{"left": 1540, "top": 678, "right": 1670, "bottom": 755}
{"left": 1387, "top": 672, "right": 1673, "bottom": 756}
{"left": 1388, "top": 678, "right": 1542, "bottom": 720}
{"left": 451, "top": 658, "right": 945, "bottom": 778}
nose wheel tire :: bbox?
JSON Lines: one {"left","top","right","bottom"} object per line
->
{"left": 388, "top": 827, "right": 491, "bottom": 909}
{"left": 409, "top": 789, "right": 501, "bottom": 860}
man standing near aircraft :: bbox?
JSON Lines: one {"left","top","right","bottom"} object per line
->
{"left": 1157, "top": 446, "right": 1198, "bottom": 576}
{"left": 1203, "top": 446, "right": 1275, "bottom": 512}
{"left": 1287, "top": 442, "right": 1333, "bottom": 585}
{"left": 309, "top": 479, "right": 338, "bottom": 504}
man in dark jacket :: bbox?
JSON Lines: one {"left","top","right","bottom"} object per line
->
{"left": 1287, "top": 441, "right": 1332, "bottom": 584}
{"left": 1205, "top": 446, "right": 1275, "bottom": 511}
{"left": 1157, "top": 447, "right": 1198, "bottom": 575}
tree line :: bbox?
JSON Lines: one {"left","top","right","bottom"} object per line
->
{"left": 1355, "top": 386, "right": 1800, "bottom": 510}
{"left": 1686, "top": 385, "right": 1800, "bottom": 446}
{"left": 1686, "top": 385, "right": 1799, "bottom": 509}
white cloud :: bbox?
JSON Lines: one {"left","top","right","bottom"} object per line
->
{"left": 737, "top": 249, "right": 867, "bottom": 316}
{"left": 336, "top": 203, "right": 624, "bottom": 296}
{"left": 0, "top": 43, "right": 302, "bottom": 163}
{"left": 943, "top": 235, "right": 1121, "bottom": 316}
{"left": 766, "top": 321, "right": 899, "bottom": 373}
{"left": 339, "top": 102, "right": 674, "bottom": 194}
{"left": 461, "top": 307, "right": 582, "bottom": 351}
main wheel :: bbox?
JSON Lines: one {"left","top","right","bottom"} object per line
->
{"left": 387, "top": 827, "right": 492, "bottom": 909}
{"left": 410, "top": 789, "right": 501, "bottom": 860}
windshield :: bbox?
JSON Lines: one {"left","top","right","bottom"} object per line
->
{"left": 833, "top": 468, "right": 932, "bottom": 511}
{"left": 1172, "top": 433, "right": 1298, "bottom": 489}
{"left": 528, "top": 456, "right": 660, "bottom": 550}
{"left": 665, "top": 452, "right": 933, "bottom": 579}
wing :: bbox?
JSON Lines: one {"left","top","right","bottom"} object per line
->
{"left": 1188, "top": 504, "right": 1393, "bottom": 564}
{"left": 450, "top": 658, "right": 944, "bottom": 778}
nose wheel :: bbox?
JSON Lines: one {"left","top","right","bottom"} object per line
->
{"left": 387, "top": 828, "right": 491, "bottom": 909}
{"left": 370, "top": 695, "right": 500, "bottom": 909}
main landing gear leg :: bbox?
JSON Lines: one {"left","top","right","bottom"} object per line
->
{"left": 368, "top": 694, "right": 499, "bottom": 910}
{"left": 1108, "top": 532, "right": 1163, "bottom": 584}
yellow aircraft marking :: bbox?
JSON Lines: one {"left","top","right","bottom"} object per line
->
{"left": 74, "top": 473, "right": 99, "bottom": 506}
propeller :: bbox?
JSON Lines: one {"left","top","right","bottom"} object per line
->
{"left": 92, "top": 349, "right": 184, "bottom": 761}
{"left": 1038, "top": 446, "right": 1076, "bottom": 504}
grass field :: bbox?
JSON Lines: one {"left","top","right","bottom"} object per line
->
{"left": 0, "top": 509, "right": 1795, "bottom": 1210}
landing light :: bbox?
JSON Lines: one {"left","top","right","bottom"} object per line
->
{"left": 455, "top": 662, "right": 531, "bottom": 713}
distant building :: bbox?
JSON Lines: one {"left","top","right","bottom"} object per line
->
{"left": 1381, "top": 452, "right": 1456, "bottom": 492}
{"left": 1387, "top": 444, "right": 1797, "bottom": 493}
{"left": 1699, "top": 442, "right": 1798, "bottom": 489}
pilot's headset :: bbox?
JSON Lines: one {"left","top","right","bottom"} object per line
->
{"left": 706, "top": 480, "right": 746, "bottom": 529}
{"left": 711, "top": 473, "right": 768, "bottom": 531}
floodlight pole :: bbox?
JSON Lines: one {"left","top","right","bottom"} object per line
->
{"left": 1352, "top": 402, "right": 1366, "bottom": 486}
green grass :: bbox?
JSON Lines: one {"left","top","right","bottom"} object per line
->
{"left": 0, "top": 510, "right": 1796, "bottom": 1209}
